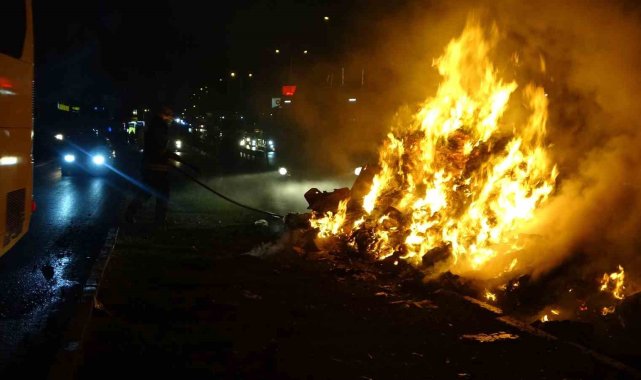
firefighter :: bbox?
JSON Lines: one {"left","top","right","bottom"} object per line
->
{"left": 125, "top": 105, "right": 190, "bottom": 225}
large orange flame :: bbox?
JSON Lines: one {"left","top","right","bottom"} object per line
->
{"left": 312, "top": 18, "right": 558, "bottom": 280}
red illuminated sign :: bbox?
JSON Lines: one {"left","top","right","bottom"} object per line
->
{"left": 282, "top": 85, "right": 297, "bottom": 96}
{"left": 0, "top": 77, "right": 14, "bottom": 89}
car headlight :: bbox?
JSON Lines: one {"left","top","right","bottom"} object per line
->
{"left": 278, "top": 167, "right": 288, "bottom": 176}
{"left": 92, "top": 154, "right": 105, "bottom": 165}
{"left": 175, "top": 139, "right": 182, "bottom": 149}
{"left": 64, "top": 154, "right": 75, "bottom": 163}
{"left": 55, "top": 134, "right": 64, "bottom": 141}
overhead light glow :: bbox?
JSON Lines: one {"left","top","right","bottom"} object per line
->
{"left": 348, "top": 98, "right": 357, "bottom": 102}
{"left": 354, "top": 166, "right": 362, "bottom": 176}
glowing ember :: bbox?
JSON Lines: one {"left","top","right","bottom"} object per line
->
{"left": 601, "top": 306, "right": 616, "bottom": 316}
{"left": 311, "top": 17, "right": 557, "bottom": 279}
{"left": 599, "top": 265, "right": 625, "bottom": 300}
{"left": 484, "top": 290, "right": 497, "bottom": 302}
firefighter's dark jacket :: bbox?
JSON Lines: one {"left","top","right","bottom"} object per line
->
{"left": 142, "top": 114, "right": 183, "bottom": 171}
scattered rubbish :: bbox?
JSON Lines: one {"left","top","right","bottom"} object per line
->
{"left": 64, "top": 341, "right": 81, "bottom": 352}
{"left": 460, "top": 331, "right": 519, "bottom": 342}
{"left": 242, "top": 290, "right": 262, "bottom": 300}
{"left": 353, "top": 272, "right": 377, "bottom": 282}
{"left": 244, "top": 242, "right": 282, "bottom": 257}
{"left": 94, "top": 298, "right": 113, "bottom": 316}
{"left": 284, "top": 213, "right": 311, "bottom": 229}
{"left": 254, "top": 219, "right": 269, "bottom": 227}
{"left": 305, "top": 187, "right": 350, "bottom": 214}
{"left": 412, "top": 300, "right": 438, "bottom": 309}
{"left": 389, "top": 299, "right": 438, "bottom": 309}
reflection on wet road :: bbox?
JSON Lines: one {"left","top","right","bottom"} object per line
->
{"left": 0, "top": 162, "right": 126, "bottom": 374}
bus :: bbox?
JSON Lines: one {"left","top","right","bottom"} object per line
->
{"left": 0, "top": 0, "right": 33, "bottom": 257}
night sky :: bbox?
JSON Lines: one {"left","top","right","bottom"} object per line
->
{"left": 32, "top": 0, "right": 377, "bottom": 111}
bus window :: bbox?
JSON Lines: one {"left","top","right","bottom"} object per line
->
{"left": 0, "top": 0, "right": 26, "bottom": 59}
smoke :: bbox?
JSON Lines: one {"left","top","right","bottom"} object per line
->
{"left": 486, "top": 0, "right": 641, "bottom": 287}
{"left": 296, "top": 0, "right": 641, "bottom": 286}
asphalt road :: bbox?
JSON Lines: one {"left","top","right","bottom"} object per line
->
{"left": 0, "top": 143, "right": 356, "bottom": 376}
{"left": 0, "top": 157, "right": 131, "bottom": 375}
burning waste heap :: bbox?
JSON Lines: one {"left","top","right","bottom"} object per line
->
{"left": 285, "top": 17, "right": 637, "bottom": 326}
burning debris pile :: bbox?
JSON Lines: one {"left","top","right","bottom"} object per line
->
{"left": 285, "top": 17, "right": 637, "bottom": 323}
{"left": 309, "top": 19, "right": 558, "bottom": 279}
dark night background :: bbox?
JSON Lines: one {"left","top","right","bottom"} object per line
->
{"left": 33, "top": 0, "right": 394, "bottom": 110}
{"left": 31, "top": 0, "right": 409, "bottom": 172}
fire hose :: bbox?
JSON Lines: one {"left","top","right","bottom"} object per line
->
{"left": 172, "top": 165, "right": 284, "bottom": 220}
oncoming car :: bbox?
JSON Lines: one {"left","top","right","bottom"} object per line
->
{"left": 58, "top": 130, "right": 116, "bottom": 176}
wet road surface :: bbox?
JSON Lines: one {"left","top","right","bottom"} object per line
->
{"left": 0, "top": 159, "right": 130, "bottom": 375}
{"left": 0, "top": 146, "right": 357, "bottom": 376}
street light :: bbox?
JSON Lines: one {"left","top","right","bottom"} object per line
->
{"left": 230, "top": 72, "right": 236, "bottom": 78}
{"left": 275, "top": 49, "right": 280, "bottom": 54}
{"left": 248, "top": 73, "right": 253, "bottom": 78}
{"left": 324, "top": 16, "right": 329, "bottom": 21}
{"left": 303, "top": 50, "right": 308, "bottom": 54}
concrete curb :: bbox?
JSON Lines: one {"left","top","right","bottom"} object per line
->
{"left": 47, "top": 227, "right": 119, "bottom": 380}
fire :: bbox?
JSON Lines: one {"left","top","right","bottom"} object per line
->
{"left": 311, "top": 17, "right": 558, "bottom": 279}
{"left": 599, "top": 265, "right": 625, "bottom": 300}
{"left": 310, "top": 199, "right": 348, "bottom": 239}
